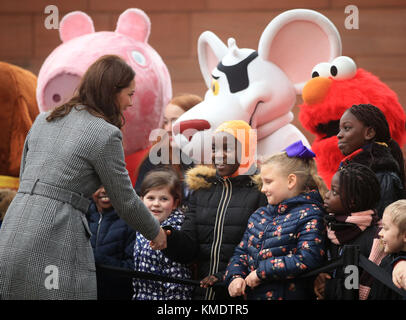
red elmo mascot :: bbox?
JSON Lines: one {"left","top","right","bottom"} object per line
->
{"left": 299, "top": 56, "right": 406, "bottom": 186}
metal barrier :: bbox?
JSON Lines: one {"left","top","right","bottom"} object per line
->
{"left": 96, "top": 245, "right": 406, "bottom": 299}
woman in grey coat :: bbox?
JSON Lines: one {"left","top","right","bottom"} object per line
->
{"left": 0, "top": 55, "right": 166, "bottom": 300}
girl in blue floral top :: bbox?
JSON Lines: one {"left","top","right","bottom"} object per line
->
{"left": 133, "top": 168, "right": 193, "bottom": 300}
{"left": 225, "top": 140, "right": 328, "bottom": 300}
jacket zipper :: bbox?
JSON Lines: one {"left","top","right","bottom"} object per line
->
{"left": 255, "top": 218, "right": 272, "bottom": 267}
{"left": 95, "top": 212, "right": 103, "bottom": 252}
{"left": 205, "top": 178, "right": 232, "bottom": 300}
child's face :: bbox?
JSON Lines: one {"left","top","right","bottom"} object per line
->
{"left": 212, "top": 132, "right": 240, "bottom": 177}
{"left": 324, "top": 172, "right": 346, "bottom": 215}
{"left": 379, "top": 209, "right": 406, "bottom": 254}
{"left": 337, "top": 110, "right": 374, "bottom": 156}
{"left": 92, "top": 186, "right": 113, "bottom": 212}
{"left": 142, "top": 186, "right": 177, "bottom": 223}
{"left": 260, "top": 163, "right": 295, "bottom": 205}
{"left": 163, "top": 103, "right": 185, "bottom": 148}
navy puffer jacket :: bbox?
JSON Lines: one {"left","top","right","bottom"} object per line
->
{"left": 225, "top": 190, "right": 327, "bottom": 300}
{"left": 86, "top": 201, "right": 137, "bottom": 300}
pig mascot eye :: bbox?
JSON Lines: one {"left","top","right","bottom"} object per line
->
{"left": 211, "top": 79, "right": 220, "bottom": 96}
{"left": 131, "top": 50, "right": 146, "bottom": 66}
{"left": 329, "top": 56, "right": 357, "bottom": 80}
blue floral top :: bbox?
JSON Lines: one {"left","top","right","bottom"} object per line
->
{"left": 133, "top": 209, "right": 194, "bottom": 300}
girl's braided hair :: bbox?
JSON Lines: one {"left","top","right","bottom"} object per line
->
{"left": 349, "top": 104, "right": 405, "bottom": 189}
{"left": 338, "top": 162, "right": 380, "bottom": 213}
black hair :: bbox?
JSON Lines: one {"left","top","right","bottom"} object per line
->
{"left": 338, "top": 162, "right": 380, "bottom": 213}
{"left": 348, "top": 104, "right": 406, "bottom": 190}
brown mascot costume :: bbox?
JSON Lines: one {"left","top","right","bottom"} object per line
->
{"left": 0, "top": 62, "right": 39, "bottom": 228}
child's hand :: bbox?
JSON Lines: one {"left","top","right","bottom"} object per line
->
{"left": 314, "top": 273, "right": 331, "bottom": 300}
{"left": 393, "top": 260, "right": 406, "bottom": 290}
{"left": 228, "top": 277, "right": 246, "bottom": 297}
{"left": 200, "top": 274, "right": 218, "bottom": 288}
{"left": 245, "top": 270, "right": 261, "bottom": 288}
{"left": 149, "top": 228, "right": 167, "bottom": 250}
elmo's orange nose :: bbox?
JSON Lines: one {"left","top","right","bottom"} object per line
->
{"left": 302, "top": 77, "right": 332, "bottom": 105}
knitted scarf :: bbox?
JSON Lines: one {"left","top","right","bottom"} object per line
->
{"left": 325, "top": 210, "right": 386, "bottom": 299}
{"left": 324, "top": 210, "right": 378, "bottom": 245}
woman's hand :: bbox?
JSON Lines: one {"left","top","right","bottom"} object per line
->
{"left": 245, "top": 270, "right": 261, "bottom": 289}
{"left": 314, "top": 273, "right": 331, "bottom": 300}
{"left": 200, "top": 274, "right": 219, "bottom": 288}
{"left": 228, "top": 277, "right": 246, "bottom": 297}
{"left": 393, "top": 260, "right": 406, "bottom": 290}
{"left": 150, "top": 227, "right": 167, "bottom": 250}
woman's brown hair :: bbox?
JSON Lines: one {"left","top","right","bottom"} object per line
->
{"left": 46, "top": 55, "right": 135, "bottom": 129}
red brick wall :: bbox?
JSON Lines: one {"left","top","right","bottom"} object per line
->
{"left": 1, "top": 0, "right": 406, "bottom": 145}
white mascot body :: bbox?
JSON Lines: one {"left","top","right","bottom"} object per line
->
{"left": 173, "top": 9, "right": 342, "bottom": 161}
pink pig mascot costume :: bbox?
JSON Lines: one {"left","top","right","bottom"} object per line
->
{"left": 36, "top": 9, "right": 172, "bottom": 185}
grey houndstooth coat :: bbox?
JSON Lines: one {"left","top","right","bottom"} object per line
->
{"left": 0, "top": 107, "right": 160, "bottom": 300}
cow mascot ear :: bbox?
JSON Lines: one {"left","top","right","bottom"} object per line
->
{"left": 198, "top": 31, "right": 228, "bottom": 89}
{"left": 258, "top": 8, "right": 341, "bottom": 94}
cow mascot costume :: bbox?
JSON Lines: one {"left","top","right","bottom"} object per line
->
{"left": 172, "top": 9, "right": 342, "bottom": 163}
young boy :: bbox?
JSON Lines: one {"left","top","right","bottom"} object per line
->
{"left": 369, "top": 200, "right": 406, "bottom": 299}
{"left": 86, "top": 186, "right": 137, "bottom": 300}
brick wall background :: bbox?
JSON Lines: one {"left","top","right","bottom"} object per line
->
{"left": 1, "top": 0, "right": 405, "bottom": 145}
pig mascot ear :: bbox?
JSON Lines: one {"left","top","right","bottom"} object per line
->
{"left": 115, "top": 8, "right": 151, "bottom": 43}
{"left": 59, "top": 11, "right": 95, "bottom": 43}
{"left": 198, "top": 31, "right": 228, "bottom": 88}
{"left": 258, "top": 9, "right": 342, "bottom": 94}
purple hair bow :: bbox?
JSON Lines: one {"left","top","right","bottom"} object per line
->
{"left": 284, "top": 140, "right": 315, "bottom": 159}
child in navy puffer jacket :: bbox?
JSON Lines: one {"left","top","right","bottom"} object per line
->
{"left": 86, "top": 186, "right": 137, "bottom": 300}
{"left": 225, "top": 141, "right": 327, "bottom": 300}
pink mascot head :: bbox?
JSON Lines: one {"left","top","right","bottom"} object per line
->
{"left": 37, "top": 8, "right": 172, "bottom": 156}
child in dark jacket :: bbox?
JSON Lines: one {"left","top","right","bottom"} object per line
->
{"left": 337, "top": 103, "right": 405, "bottom": 219}
{"left": 133, "top": 168, "right": 193, "bottom": 300}
{"left": 159, "top": 120, "right": 267, "bottom": 300}
{"left": 225, "top": 140, "right": 328, "bottom": 300}
{"left": 86, "top": 186, "right": 137, "bottom": 300}
{"left": 368, "top": 200, "right": 406, "bottom": 299}
{"left": 314, "top": 162, "right": 383, "bottom": 300}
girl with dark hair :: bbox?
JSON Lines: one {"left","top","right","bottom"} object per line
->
{"left": 314, "top": 163, "right": 382, "bottom": 300}
{"left": 0, "top": 55, "right": 166, "bottom": 300}
{"left": 337, "top": 103, "right": 405, "bottom": 218}
{"left": 133, "top": 168, "right": 193, "bottom": 300}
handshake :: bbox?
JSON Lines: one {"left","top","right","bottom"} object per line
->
{"left": 149, "top": 227, "right": 172, "bottom": 250}
{"left": 228, "top": 270, "right": 262, "bottom": 297}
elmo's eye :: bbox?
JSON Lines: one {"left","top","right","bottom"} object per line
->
{"left": 211, "top": 79, "right": 219, "bottom": 95}
{"left": 329, "top": 56, "right": 357, "bottom": 80}
{"left": 311, "top": 62, "right": 331, "bottom": 78}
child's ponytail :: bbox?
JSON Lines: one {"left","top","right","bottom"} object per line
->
{"left": 307, "top": 159, "right": 328, "bottom": 199}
